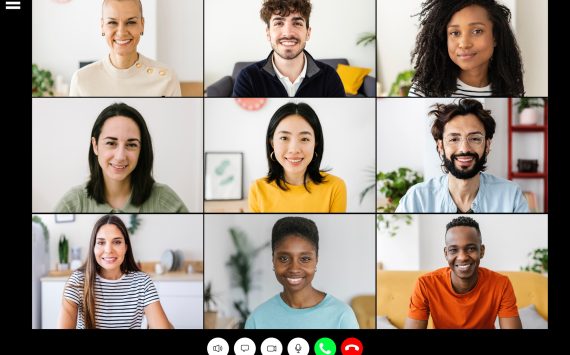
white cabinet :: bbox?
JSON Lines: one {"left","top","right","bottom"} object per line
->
{"left": 154, "top": 281, "right": 203, "bottom": 329}
{"left": 41, "top": 280, "right": 66, "bottom": 329}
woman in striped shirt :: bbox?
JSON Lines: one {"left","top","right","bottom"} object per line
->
{"left": 408, "top": 0, "right": 524, "bottom": 97}
{"left": 58, "top": 215, "right": 172, "bottom": 329}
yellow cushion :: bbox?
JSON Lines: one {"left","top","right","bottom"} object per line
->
{"left": 336, "top": 64, "right": 371, "bottom": 95}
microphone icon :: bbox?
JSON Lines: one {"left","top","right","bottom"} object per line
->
{"left": 295, "top": 344, "right": 302, "bottom": 353}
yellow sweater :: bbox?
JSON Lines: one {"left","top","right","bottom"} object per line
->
{"left": 248, "top": 173, "right": 347, "bottom": 212}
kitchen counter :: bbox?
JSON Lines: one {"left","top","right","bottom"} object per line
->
{"left": 41, "top": 271, "right": 203, "bottom": 282}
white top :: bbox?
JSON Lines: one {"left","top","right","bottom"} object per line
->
{"left": 64, "top": 270, "right": 159, "bottom": 329}
{"left": 408, "top": 79, "right": 492, "bottom": 97}
{"left": 272, "top": 53, "right": 308, "bottom": 97}
{"left": 69, "top": 53, "right": 181, "bottom": 97}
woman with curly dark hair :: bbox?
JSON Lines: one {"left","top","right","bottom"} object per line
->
{"left": 409, "top": 0, "right": 524, "bottom": 97}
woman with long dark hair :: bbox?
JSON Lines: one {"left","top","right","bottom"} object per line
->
{"left": 248, "top": 102, "right": 346, "bottom": 212}
{"left": 58, "top": 215, "right": 172, "bottom": 329}
{"left": 55, "top": 102, "right": 187, "bottom": 212}
{"left": 409, "top": 0, "right": 524, "bottom": 97}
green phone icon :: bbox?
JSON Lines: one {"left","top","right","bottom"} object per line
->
{"left": 314, "top": 338, "right": 336, "bottom": 355}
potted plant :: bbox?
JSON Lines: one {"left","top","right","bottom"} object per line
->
{"left": 377, "top": 167, "right": 423, "bottom": 212}
{"left": 356, "top": 32, "right": 376, "bottom": 47}
{"left": 58, "top": 234, "right": 69, "bottom": 271}
{"left": 32, "top": 64, "right": 54, "bottom": 97}
{"left": 226, "top": 228, "right": 269, "bottom": 328}
{"left": 517, "top": 98, "right": 544, "bottom": 125}
{"left": 521, "top": 248, "right": 548, "bottom": 275}
{"left": 32, "top": 215, "right": 49, "bottom": 252}
{"left": 204, "top": 281, "right": 218, "bottom": 329}
{"left": 389, "top": 69, "right": 415, "bottom": 96}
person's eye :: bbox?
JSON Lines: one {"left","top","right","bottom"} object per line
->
{"left": 274, "top": 21, "right": 283, "bottom": 26}
{"left": 300, "top": 256, "right": 311, "bottom": 263}
{"left": 127, "top": 143, "right": 139, "bottom": 149}
{"left": 128, "top": 21, "right": 137, "bottom": 25}
{"left": 449, "top": 31, "right": 460, "bottom": 37}
{"left": 470, "top": 137, "right": 483, "bottom": 144}
{"left": 107, "top": 21, "right": 117, "bottom": 26}
{"left": 448, "top": 137, "right": 460, "bottom": 144}
{"left": 96, "top": 241, "right": 104, "bottom": 245}
{"left": 301, "top": 137, "right": 310, "bottom": 142}
{"left": 114, "top": 240, "right": 123, "bottom": 245}
{"left": 472, "top": 29, "right": 483, "bottom": 35}
{"left": 279, "top": 256, "right": 289, "bottom": 262}
{"left": 448, "top": 248, "right": 457, "bottom": 253}
{"left": 105, "top": 141, "right": 116, "bottom": 146}
{"left": 294, "top": 22, "right": 303, "bottom": 27}
{"left": 279, "top": 136, "right": 288, "bottom": 141}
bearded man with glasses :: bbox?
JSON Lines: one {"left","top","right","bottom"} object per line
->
{"left": 396, "top": 98, "right": 529, "bottom": 213}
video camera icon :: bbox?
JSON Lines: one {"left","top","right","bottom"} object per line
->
{"left": 261, "top": 337, "right": 283, "bottom": 355}
{"left": 207, "top": 338, "right": 229, "bottom": 355}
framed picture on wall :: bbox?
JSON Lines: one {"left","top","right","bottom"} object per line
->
{"left": 205, "top": 152, "right": 243, "bottom": 200}
{"left": 55, "top": 214, "right": 75, "bottom": 223}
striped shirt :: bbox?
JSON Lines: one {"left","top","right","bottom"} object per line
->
{"left": 55, "top": 182, "right": 188, "bottom": 213}
{"left": 64, "top": 270, "right": 159, "bottom": 329}
{"left": 408, "top": 79, "right": 492, "bottom": 97}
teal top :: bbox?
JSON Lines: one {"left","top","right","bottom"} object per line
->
{"left": 245, "top": 293, "right": 359, "bottom": 329}
{"left": 55, "top": 182, "right": 188, "bottom": 213}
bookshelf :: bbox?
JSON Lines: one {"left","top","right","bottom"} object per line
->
{"left": 507, "top": 98, "right": 548, "bottom": 212}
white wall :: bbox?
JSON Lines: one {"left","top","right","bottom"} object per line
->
{"left": 516, "top": 0, "right": 548, "bottom": 96}
{"left": 32, "top": 0, "right": 203, "bottom": 85}
{"left": 35, "top": 214, "right": 203, "bottom": 272}
{"left": 377, "top": 0, "right": 547, "bottom": 96}
{"left": 204, "top": 0, "right": 376, "bottom": 87}
{"left": 204, "top": 214, "right": 376, "bottom": 321}
{"left": 378, "top": 214, "right": 547, "bottom": 271}
{"left": 32, "top": 98, "right": 203, "bottom": 212}
{"left": 157, "top": 0, "right": 203, "bottom": 81}
{"left": 377, "top": 215, "right": 420, "bottom": 270}
{"left": 205, "top": 98, "right": 376, "bottom": 212}
{"left": 418, "top": 214, "right": 547, "bottom": 271}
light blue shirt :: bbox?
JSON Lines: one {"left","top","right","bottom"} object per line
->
{"left": 245, "top": 293, "right": 359, "bottom": 329}
{"left": 396, "top": 172, "right": 529, "bottom": 213}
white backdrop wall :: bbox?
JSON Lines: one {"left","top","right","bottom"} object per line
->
{"left": 32, "top": 0, "right": 203, "bottom": 86}
{"left": 204, "top": 0, "right": 376, "bottom": 87}
{"left": 377, "top": 0, "right": 547, "bottom": 96}
{"left": 204, "top": 214, "right": 376, "bottom": 321}
{"left": 35, "top": 214, "right": 203, "bottom": 272}
{"left": 378, "top": 214, "right": 547, "bottom": 271}
{"left": 32, "top": 98, "right": 203, "bottom": 212}
{"left": 205, "top": 98, "right": 376, "bottom": 212}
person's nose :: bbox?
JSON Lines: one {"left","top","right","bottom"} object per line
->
{"left": 104, "top": 242, "right": 113, "bottom": 253}
{"left": 459, "top": 35, "right": 472, "bottom": 49}
{"left": 116, "top": 22, "right": 127, "bottom": 36}
{"left": 282, "top": 21, "right": 294, "bottom": 37}
{"left": 457, "top": 249, "right": 469, "bottom": 261}
{"left": 287, "top": 140, "right": 301, "bottom": 154}
{"left": 114, "top": 144, "right": 128, "bottom": 161}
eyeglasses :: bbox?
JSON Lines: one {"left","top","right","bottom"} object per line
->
{"left": 443, "top": 134, "right": 486, "bottom": 147}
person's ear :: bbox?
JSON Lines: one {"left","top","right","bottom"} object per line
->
{"left": 266, "top": 26, "right": 271, "bottom": 42}
{"left": 480, "top": 244, "right": 485, "bottom": 259}
{"left": 141, "top": 16, "right": 145, "bottom": 33}
{"left": 437, "top": 140, "right": 444, "bottom": 158}
{"left": 306, "top": 26, "right": 311, "bottom": 41}
{"left": 100, "top": 18, "right": 104, "bottom": 35}
{"left": 443, "top": 246, "right": 448, "bottom": 258}
{"left": 92, "top": 137, "right": 99, "bottom": 156}
{"left": 485, "top": 139, "right": 491, "bottom": 155}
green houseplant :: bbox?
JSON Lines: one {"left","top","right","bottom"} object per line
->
{"left": 516, "top": 98, "right": 544, "bottom": 114}
{"left": 32, "top": 64, "right": 54, "bottom": 97}
{"left": 58, "top": 234, "right": 69, "bottom": 270}
{"left": 203, "top": 281, "right": 218, "bottom": 329}
{"left": 226, "top": 228, "right": 269, "bottom": 328}
{"left": 521, "top": 248, "right": 548, "bottom": 275}
{"left": 389, "top": 69, "right": 415, "bottom": 96}
{"left": 356, "top": 32, "right": 376, "bottom": 46}
{"left": 32, "top": 215, "right": 49, "bottom": 251}
{"left": 377, "top": 167, "right": 423, "bottom": 212}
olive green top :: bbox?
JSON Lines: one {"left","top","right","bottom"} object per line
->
{"left": 55, "top": 182, "right": 188, "bottom": 213}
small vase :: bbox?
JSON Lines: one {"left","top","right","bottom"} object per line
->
{"left": 520, "top": 108, "right": 539, "bottom": 125}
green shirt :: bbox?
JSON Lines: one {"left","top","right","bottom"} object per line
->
{"left": 55, "top": 182, "right": 188, "bottom": 213}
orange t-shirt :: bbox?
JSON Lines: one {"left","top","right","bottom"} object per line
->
{"left": 408, "top": 267, "right": 519, "bottom": 329}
